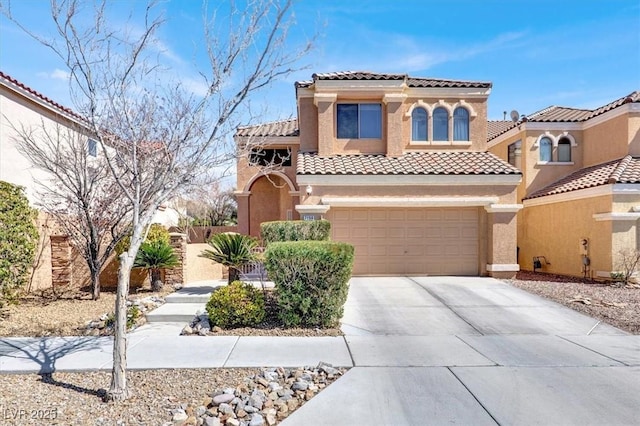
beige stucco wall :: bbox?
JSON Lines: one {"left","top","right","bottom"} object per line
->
{"left": 185, "top": 243, "right": 223, "bottom": 282}
{"left": 583, "top": 114, "right": 630, "bottom": 167}
{"left": 0, "top": 84, "right": 78, "bottom": 204}
{"left": 520, "top": 196, "right": 613, "bottom": 277}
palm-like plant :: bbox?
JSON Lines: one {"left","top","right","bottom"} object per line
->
{"left": 200, "top": 233, "right": 258, "bottom": 283}
{"left": 133, "top": 240, "right": 179, "bottom": 291}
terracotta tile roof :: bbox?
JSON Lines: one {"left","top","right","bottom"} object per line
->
{"left": 0, "top": 71, "right": 85, "bottom": 122}
{"left": 524, "top": 91, "right": 640, "bottom": 123}
{"left": 295, "top": 71, "right": 491, "bottom": 89}
{"left": 235, "top": 119, "right": 299, "bottom": 137}
{"left": 525, "top": 156, "right": 640, "bottom": 200}
{"left": 526, "top": 106, "right": 592, "bottom": 122}
{"left": 487, "top": 120, "right": 517, "bottom": 140}
{"left": 297, "top": 151, "right": 520, "bottom": 176}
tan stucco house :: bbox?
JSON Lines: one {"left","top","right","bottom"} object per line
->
{"left": 236, "top": 71, "right": 522, "bottom": 278}
{"left": 488, "top": 91, "right": 640, "bottom": 279}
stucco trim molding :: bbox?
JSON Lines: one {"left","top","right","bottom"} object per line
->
{"left": 320, "top": 196, "right": 499, "bottom": 208}
{"left": 486, "top": 263, "right": 520, "bottom": 272}
{"left": 592, "top": 212, "right": 640, "bottom": 221}
{"left": 484, "top": 204, "right": 523, "bottom": 213}
{"left": 295, "top": 205, "right": 331, "bottom": 214}
{"left": 297, "top": 174, "right": 522, "bottom": 186}
{"left": 313, "top": 93, "right": 337, "bottom": 105}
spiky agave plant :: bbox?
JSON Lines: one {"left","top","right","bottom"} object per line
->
{"left": 200, "top": 233, "right": 258, "bottom": 283}
{"left": 133, "top": 240, "right": 179, "bottom": 291}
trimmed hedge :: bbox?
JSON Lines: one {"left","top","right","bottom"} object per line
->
{"left": 260, "top": 220, "right": 330, "bottom": 245}
{"left": 206, "top": 281, "right": 265, "bottom": 328}
{"left": 264, "top": 241, "right": 354, "bottom": 327}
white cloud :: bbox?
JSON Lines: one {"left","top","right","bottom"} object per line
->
{"left": 36, "top": 68, "right": 70, "bottom": 81}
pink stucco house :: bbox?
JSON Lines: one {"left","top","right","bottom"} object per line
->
{"left": 235, "top": 72, "right": 522, "bottom": 278}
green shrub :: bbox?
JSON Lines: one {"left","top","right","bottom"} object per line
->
{"left": 105, "top": 304, "right": 141, "bottom": 330}
{"left": 260, "top": 220, "right": 331, "bottom": 245}
{"left": 200, "top": 233, "right": 258, "bottom": 283}
{"left": 206, "top": 281, "right": 265, "bottom": 328}
{"left": 115, "top": 223, "right": 170, "bottom": 256}
{"left": 264, "top": 241, "right": 354, "bottom": 327}
{"left": 0, "top": 181, "right": 38, "bottom": 307}
{"left": 133, "top": 240, "right": 180, "bottom": 291}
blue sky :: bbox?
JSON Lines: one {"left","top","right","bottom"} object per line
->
{"left": 1, "top": 0, "right": 639, "bottom": 123}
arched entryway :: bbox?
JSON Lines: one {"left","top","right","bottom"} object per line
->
{"left": 247, "top": 174, "right": 297, "bottom": 238}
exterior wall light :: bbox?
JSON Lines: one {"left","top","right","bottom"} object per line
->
{"left": 305, "top": 185, "right": 313, "bottom": 195}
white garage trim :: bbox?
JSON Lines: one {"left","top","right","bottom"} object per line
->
{"left": 486, "top": 263, "right": 520, "bottom": 272}
{"left": 297, "top": 174, "right": 521, "bottom": 186}
{"left": 295, "top": 205, "right": 331, "bottom": 214}
{"left": 321, "top": 196, "right": 499, "bottom": 208}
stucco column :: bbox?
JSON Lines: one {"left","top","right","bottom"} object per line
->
{"left": 485, "top": 204, "right": 522, "bottom": 279}
{"left": 165, "top": 233, "right": 187, "bottom": 286}
{"left": 383, "top": 93, "right": 406, "bottom": 157}
{"left": 236, "top": 192, "right": 250, "bottom": 235}
{"left": 314, "top": 93, "right": 337, "bottom": 157}
{"left": 50, "top": 235, "right": 72, "bottom": 288}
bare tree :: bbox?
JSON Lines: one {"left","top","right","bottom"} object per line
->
{"left": 2, "top": 0, "right": 310, "bottom": 401}
{"left": 5, "top": 120, "right": 129, "bottom": 300}
{"left": 184, "top": 183, "right": 238, "bottom": 226}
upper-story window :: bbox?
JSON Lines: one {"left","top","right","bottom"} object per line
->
{"left": 539, "top": 137, "right": 552, "bottom": 162}
{"left": 337, "top": 103, "right": 382, "bottom": 139}
{"left": 411, "top": 107, "right": 428, "bottom": 141}
{"left": 87, "top": 139, "right": 98, "bottom": 157}
{"left": 557, "top": 137, "right": 571, "bottom": 162}
{"left": 249, "top": 148, "right": 292, "bottom": 167}
{"left": 433, "top": 107, "right": 448, "bottom": 141}
{"left": 453, "top": 107, "right": 469, "bottom": 141}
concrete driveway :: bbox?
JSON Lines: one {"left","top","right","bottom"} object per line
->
{"left": 284, "top": 276, "right": 640, "bottom": 425}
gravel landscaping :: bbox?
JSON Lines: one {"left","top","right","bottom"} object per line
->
{"left": 0, "top": 287, "right": 172, "bottom": 337}
{"left": 505, "top": 271, "right": 640, "bottom": 334}
{"left": 0, "top": 364, "right": 345, "bottom": 425}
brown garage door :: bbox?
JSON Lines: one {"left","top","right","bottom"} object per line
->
{"left": 329, "top": 207, "right": 479, "bottom": 276}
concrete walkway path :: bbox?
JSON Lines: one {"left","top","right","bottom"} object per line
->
{"left": 1, "top": 276, "right": 639, "bottom": 425}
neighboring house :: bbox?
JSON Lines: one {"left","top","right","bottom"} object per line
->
{"left": 488, "top": 92, "right": 640, "bottom": 279}
{"left": 0, "top": 71, "right": 177, "bottom": 288}
{"left": 236, "top": 71, "right": 522, "bottom": 278}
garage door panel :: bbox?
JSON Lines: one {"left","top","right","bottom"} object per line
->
{"left": 329, "top": 207, "right": 479, "bottom": 276}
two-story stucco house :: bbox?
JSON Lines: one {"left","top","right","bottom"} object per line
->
{"left": 488, "top": 92, "right": 640, "bottom": 279}
{"left": 236, "top": 71, "right": 522, "bottom": 278}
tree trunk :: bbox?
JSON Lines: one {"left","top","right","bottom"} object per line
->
{"left": 150, "top": 268, "right": 162, "bottom": 292}
{"left": 105, "top": 253, "right": 132, "bottom": 402}
{"left": 91, "top": 264, "right": 101, "bottom": 300}
{"left": 229, "top": 267, "right": 239, "bottom": 284}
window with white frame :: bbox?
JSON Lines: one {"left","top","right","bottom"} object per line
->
{"left": 337, "top": 103, "right": 382, "bottom": 139}
{"left": 557, "top": 137, "right": 571, "bottom": 162}
{"left": 433, "top": 107, "right": 448, "bottom": 141}
{"left": 411, "top": 107, "right": 428, "bottom": 141}
{"left": 453, "top": 107, "right": 469, "bottom": 141}
{"left": 539, "top": 137, "right": 552, "bottom": 162}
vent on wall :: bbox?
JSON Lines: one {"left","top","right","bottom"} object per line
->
{"left": 286, "top": 209, "right": 293, "bottom": 220}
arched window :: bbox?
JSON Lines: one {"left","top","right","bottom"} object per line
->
{"left": 539, "top": 137, "right": 552, "bottom": 162}
{"left": 558, "top": 137, "right": 571, "bottom": 162}
{"left": 433, "top": 107, "right": 448, "bottom": 141}
{"left": 411, "top": 107, "right": 428, "bottom": 141}
{"left": 453, "top": 107, "right": 469, "bottom": 141}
